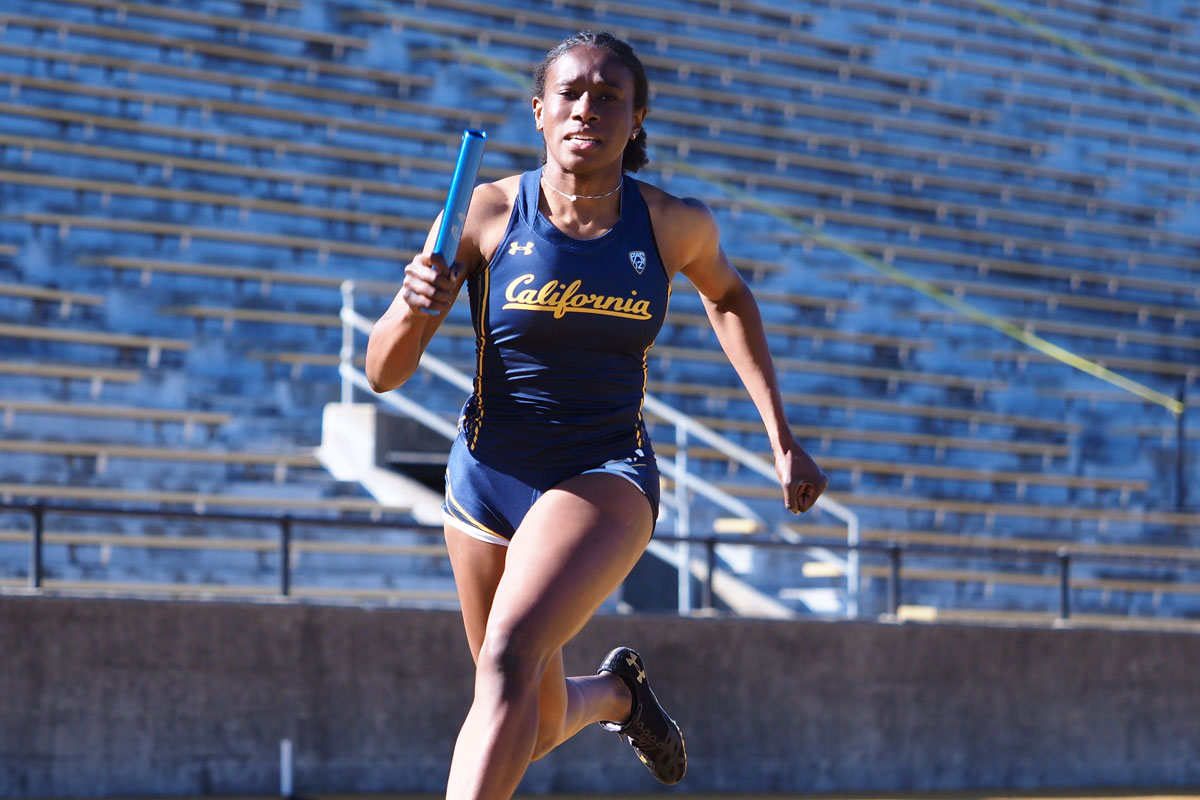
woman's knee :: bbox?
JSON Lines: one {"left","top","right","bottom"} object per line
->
{"left": 474, "top": 630, "right": 563, "bottom": 762}
{"left": 475, "top": 622, "right": 553, "bottom": 700}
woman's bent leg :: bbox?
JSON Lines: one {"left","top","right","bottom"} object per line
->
{"left": 529, "top": 652, "right": 633, "bottom": 761}
{"left": 443, "top": 473, "right": 653, "bottom": 800}
{"left": 442, "top": 526, "right": 632, "bottom": 763}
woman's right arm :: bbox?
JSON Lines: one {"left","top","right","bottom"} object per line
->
{"left": 364, "top": 219, "right": 463, "bottom": 393}
{"left": 364, "top": 181, "right": 508, "bottom": 393}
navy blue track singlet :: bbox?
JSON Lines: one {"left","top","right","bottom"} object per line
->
{"left": 459, "top": 168, "right": 671, "bottom": 470}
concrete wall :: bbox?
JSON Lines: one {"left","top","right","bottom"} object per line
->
{"left": 2, "top": 595, "right": 1199, "bottom": 797}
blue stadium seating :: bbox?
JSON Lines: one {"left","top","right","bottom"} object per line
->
{"left": 0, "top": 0, "right": 1197, "bottom": 619}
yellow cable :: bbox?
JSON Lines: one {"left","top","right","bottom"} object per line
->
{"left": 662, "top": 159, "right": 1183, "bottom": 415}
{"left": 973, "top": 0, "right": 1200, "bottom": 117}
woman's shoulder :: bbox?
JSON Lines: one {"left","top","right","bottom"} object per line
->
{"left": 466, "top": 175, "right": 522, "bottom": 236}
{"left": 633, "top": 178, "right": 715, "bottom": 231}
{"left": 471, "top": 174, "right": 523, "bottom": 219}
{"left": 464, "top": 174, "right": 525, "bottom": 270}
{"left": 633, "top": 178, "right": 719, "bottom": 272}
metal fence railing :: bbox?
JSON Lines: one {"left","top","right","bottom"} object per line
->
{"left": 5, "top": 501, "right": 1200, "bottom": 627}
{"left": 1, "top": 501, "right": 449, "bottom": 603}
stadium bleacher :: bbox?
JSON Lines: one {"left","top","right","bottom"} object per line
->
{"left": 0, "top": 0, "right": 1196, "bottom": 621}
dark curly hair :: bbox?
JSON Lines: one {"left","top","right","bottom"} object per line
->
{"left": 532, "top": 30, "right": 650, "bottom": 173}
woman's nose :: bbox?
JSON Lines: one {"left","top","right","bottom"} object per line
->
{"left": 572, "top": 94, "right": 599, "bottom": 122}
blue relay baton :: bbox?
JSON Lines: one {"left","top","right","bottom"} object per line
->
{"left": 422, "top": 129, "right": 487, "bottom": 313}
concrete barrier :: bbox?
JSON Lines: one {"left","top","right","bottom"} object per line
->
{"left": 2, "top": 595, "right": 1198, "bottom": 796}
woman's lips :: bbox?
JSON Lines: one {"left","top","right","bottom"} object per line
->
{"left": 565, "top": 134, "right": 602, "bottom": 150}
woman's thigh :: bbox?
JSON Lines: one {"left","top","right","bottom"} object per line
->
{"left": 483, "top": 471, "right": 653, "bottom": 661}
{"left": 443, "top": 524, "right": 508, "bottom": 662}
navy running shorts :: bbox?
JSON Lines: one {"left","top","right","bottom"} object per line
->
{"left": 442, "top": 435, "right": 661, "bottom": 547}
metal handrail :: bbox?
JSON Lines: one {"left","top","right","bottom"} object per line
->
{"left": 2, "top": 501, "right": 430, "bottom": 598}
{"left": 338, "top": 280, "right": 861, "bottom": 615}
{"left": 640, "top": 392, "right": 861, "bottom": 614}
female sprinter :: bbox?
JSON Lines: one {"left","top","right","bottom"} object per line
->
{"left": 365, "top": 30, "right": 828, "bottom": 800}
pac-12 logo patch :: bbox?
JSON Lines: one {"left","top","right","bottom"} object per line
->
{"left": 629, "top": 251, "right": 646, "bottom": 274}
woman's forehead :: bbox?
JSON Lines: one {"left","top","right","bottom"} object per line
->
{"left": 548, "top": 46, "right": 634, "bottom": 89}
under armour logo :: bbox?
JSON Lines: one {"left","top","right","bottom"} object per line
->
{"left": 508, "top": 240, "right": 534, "bottom": 256}
{"left": 629, "top": 250, "right": 646, "bottom": 274}
{"left": 626, "top": 653, "right": 646, "bottom": 684}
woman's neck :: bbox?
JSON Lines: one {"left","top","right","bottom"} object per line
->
{"left": 537, "top": 166, "right": 625, "bottom": 240}
{"left": 540, "top": 165, "right": 623, "bottom": 202}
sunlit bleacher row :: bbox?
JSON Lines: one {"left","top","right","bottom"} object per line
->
{"left": 0, "top": 0, "right": 1196, "bottom": 620}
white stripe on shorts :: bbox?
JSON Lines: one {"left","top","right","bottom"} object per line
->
{"left": 442, "top": 510, "right": 510, "bottom": 547}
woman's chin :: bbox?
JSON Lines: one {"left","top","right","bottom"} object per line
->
{"left": 552, "top": 145, "right": 617, "bottom": 170}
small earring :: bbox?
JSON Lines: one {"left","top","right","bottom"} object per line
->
{"left": 631, "top": 129, "right": 640, "bottom": 140}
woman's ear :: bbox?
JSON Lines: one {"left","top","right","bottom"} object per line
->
{"left": 532, "top": 95, "right": 544, "bottom": 131}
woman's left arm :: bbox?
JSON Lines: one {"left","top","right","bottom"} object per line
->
{"left": 675, "top": 199, "right": 828, "bottom": 514}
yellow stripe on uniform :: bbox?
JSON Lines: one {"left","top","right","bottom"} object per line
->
{"left": 470, "top": 266, "right": 490, "bottom": 449}
{"left": 635, "top": 284, "right": 669, "bottom": 447}
{"left": 445, "top": 477, "right": 506, "bottom": 540}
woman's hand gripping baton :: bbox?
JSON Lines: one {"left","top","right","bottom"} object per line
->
{"left": 415, "top": 129, "right": 487, "bottom": 315}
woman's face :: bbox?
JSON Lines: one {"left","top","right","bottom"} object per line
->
{"left": 533, "top": 45, "right": 646, "bottom": 174}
